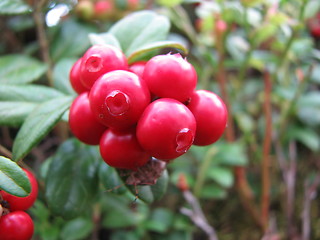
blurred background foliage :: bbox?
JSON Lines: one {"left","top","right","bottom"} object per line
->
{"left": 0, "top": 0, "right": 320, "bottom": 239}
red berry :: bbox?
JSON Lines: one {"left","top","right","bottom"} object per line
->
{"left": 94, "top": 0, "right": 114, "bottom": 20}
{"left": 143, "top": 53, "right": 197, "bottom": 102}
{"left": 80, "top": 45, "right": 128, "bottom": 89}
{"left": 100, "top": 128, "right": 150, "bottom": 170}
{"left": 89, "top": 70, "right": 151, "bottom": 130}
{"left": 187, "top": 90, "right": 227, "bottom": 146}
{"left": 0, "top": 169, "right": 38, "bottom": 212}
{"left": 69, "top": 58, "right": 87, "bottom": 94}
{"left": 128, "top": 61, "right": 146, "bottom": 78}
{"left": 137, "top": 98, "right": 196, "bottom": 161}
{"left": 0, "top": 211, "right": 34, "bottom": 240}
{"left": 69, "top": 92, "right": 107, "bottom": 145}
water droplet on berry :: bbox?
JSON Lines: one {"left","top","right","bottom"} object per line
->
{"left": 86, "top": 55, "right": 103, "bottom": 72}
{"left": 105, "top": 90, "right": 130, "bottom": 116}
{"left": 176, "top": 128, "right": 194, "bottom": 153}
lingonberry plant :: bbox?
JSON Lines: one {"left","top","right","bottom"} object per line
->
{"left": 1, "top": 1, "right": 320, "bottom": 239}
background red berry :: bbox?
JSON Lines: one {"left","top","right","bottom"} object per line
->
{"left": 69, "top": 58, "right": 87, "bottom": 94}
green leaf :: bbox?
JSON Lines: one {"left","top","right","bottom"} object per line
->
{"left": 45, "top": 139, "right": 101, "bottom": 219}
{"left": 145, "top": 208, "right": 174, "bottom": 233}
{"left": 214, "top": 142, "right": 248, "bottom": 166}
{"left": 0, "top": 102, "right": 37, "bottom": 127}
{"left": 304, "top": 0, "right": 320, "bottom": 20}
{"left": 157, "top": 0, "right": 183, "bottom": 7}
{"left": 109, "top": 10, "right": 170, "bottom": 55}
{"left": 206, "top": 167, "right": 234, "bottom": 188}
{"left": 297, "top": 92, "right": 320, "bottom": 126}
{"left": 50, "top": 18, "right": 97, "bottom": 62}
{"left": 286, "top": 126, "right": 320, "bottom": 152}
{"left": 53, "top": 58, "right": 77, "bottom": 95}
{"left": 61, "top": 217, "right": 94, "bottom": 240}
{"left": 200, "top": 185, "right": 227, "bottom": 199}
{"left": 0, "top": 156, "right": 31, "bottom": 197}
{"left": 88, "top": 33, "right": 121, "bottom": 49}
{"left": 0, "top": 54, "right": 47, "bottom": 84}
{"left": 0, "top": 0, "right": 31, "bottom": 15}
{"left": 127, "top": 41, "right": 188, "bottom": 63}
{"left": 99, "top": 162, "right": 127, "bottom": 194}
{"left": 0, "top": 84, "right": 64, "bottom": 102}
{"left": 12, "top": 96, "right": 73, "bottom": 161}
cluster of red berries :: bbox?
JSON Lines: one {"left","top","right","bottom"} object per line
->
{"left": 0, "top": 169, "right": 38, "bottom": 240}
{"left": 69, "top": 44, "right": 228, "bottom": 171}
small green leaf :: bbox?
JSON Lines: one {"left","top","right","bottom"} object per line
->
{"left": 109, "top": 11, "right": 170, "bottom": 55}
{"left": 0, "top": 102, "right": 37, "bottom": 127}
{"left": 45, "top": 139, "right": 101, "bottom": 219}
{"left": 0, "top": 156, "right": 31, "bottom": 197}
{"left": 53, "top": 58, "right": 77, "bottom": 95}
{"left": 88, "top": 33, "right": 121, "bottom": 49}
{"left": 12, "top": 96, "right": 73, "bottom": 161}
{"left": 99, "top": 162, "right": 127, "bottom": 194}
{"left": 0, "top": 84, "right": 64, "bottom": 102}
{"left": 286, "top": 126, "right": 320, "bottom": 152}
{"left": 61, "top": 217, "right": 94, "bottom": 240}
{"left": 0, "top": 54, "right": 47, "bottom": 84}
{"left": 200, "top": 185, "right": 227, "bottom": 199}
{"left": 157, "top": 0, "right": 183, "bottom": 7}
{"left": 50, "top": 19, "right": 97, "bottom": 61}
{"left": 0, "top": 0, "right": 31, "bottom": 15}
{"left": 297, "top": 92, "right": 320, "bottom": 126}
{"left": 145, "top": 208, "right": 174, "bottom": 233}
{"left": 127, "top": 41, "right": 188, "bottom": 63}
{"left": 206, "top": 167, "right": 234, "bottom": 188}
{"left": 214, "top": 142, "right": 248, "bottom": 166}
{"left": 304, "top": 0, "right": 320, "bottom": 20}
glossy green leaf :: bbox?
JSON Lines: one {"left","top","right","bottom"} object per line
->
{"left": 99, "top": 162, "right": 127, "bottom": 194}
{"left": 200, "top": 185, "right": 227, "bottom": 199}
{"left": 286, "top": 126, "right": 320, "bottom": 152}
{"left": 53, "top": 58, "right": 77, "bottom": 95}
{"left": 145, "top": 208, "right": 174, "bottom": 233}
{"left": 0, "top": 54, "right": 47, "bottom": 84}
{"left": 0, "top": 84, "right": 64, "bottom": 102}
{"left": 50, "top": 19, "right": 97, "bottom": 61}
{"left": 88, "top": 33, "right": 121, "bottom": 49}
{"left": 12, "top": 96, "right": 73, "bottom": 161}
{"left": 297, "top": 92, "right": 320, "bottom": 126}
{"left": 157, "top": 0, "right": 183, "bottom": 7}
{"left": 0, "top": 0, "right": 31, "bottom": 15}
{"left": 127, "top": 41, "right": 188, "bottom": 63}
{"left": 109, "top": 11, "right": 170, "bottom": 55}
{"left": 206, "top": 167, "right": 234, "bottom": 188}
{"left": 214, "top": 142, "right": 248, "bottom": 166}
{"left": 0, "top": 102, "right": 37, "bottom": 127}
{"left": 61, "top": 217, "right": 94, "bottom": 240}
{"left": 45, "top": 139, "right": 101, "bottom": 219}
{"left": 304, "top": 0, "right": 320, "bottom": 20}
{"left": 0, "top": 156, "right": 31, "bottom": 197}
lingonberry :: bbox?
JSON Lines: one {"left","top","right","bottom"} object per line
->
{"left": 128, "top": 61, "right": 147, "bottom": 78}
{"left": 69, "top": 92, "right": 107, "bottom": 145}
{"left": 143, "top": 53, "right": 197, "bottom": 102}
{"left": 89, "top": 70, "right": 151, "bottom": 130}
{"left": 69, "top": 58, "right": 87, "bottom": 94}
{"left": 137, "top": 98, "right": 196, "bottom": 161}
{"left": 187, "top": 90, "right": 227, "bottom": 146}
{"left": 100, "top": 128, "right": 150, "bottom": 170}
{"left": 94, "top": 0, "right": 114, "bottom": 20}
{"left": 80, "top": 44, "right": 128, "bottom": 89}
{"left": 0, "top": 169, "right": 38, "bottom": 212}
{"left": 0, "top": 211, "right": 34, "bottom": 240}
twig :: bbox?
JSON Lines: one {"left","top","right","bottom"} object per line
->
{"left": 32, "top": 0, "right": 54, "bottom": 86}
{"left": 180, "top": 190, "right": 219, "bottom": 240}
{"left": 302, "top": 174, "right": 320, "bottom": 240}
{"left": 261, "top": 70, "right": 272, "bottom": 230}
{"left": 0, "top": 144, "right": 12, "bottom": 159}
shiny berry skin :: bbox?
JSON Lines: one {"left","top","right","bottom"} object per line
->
{"left": 137, "top": 98, "right": 196, "bottom": 161}
{"left": 69, "top": 92, "right": 107, "bottom": 145}
{"left": 0, "top": 169, "right": 38, "bottom": 212}
{"left": 69, "top": 58, "right": 87, "bottom": 94}
{"left": 143, "top": 53, "right": 197, "bottom": 102}
{"left": 187, "top": 90, "right": 228, "bottom": 146}
{"left": 128, "top": 61, "right": 146, "bottom": 78}
{"left": 89, "top": 70, "right": 151, "bottom": 130}
{"left": 80, "top": 45, "right": 128, "bottom": 89}
{"left": 0, "top": 211, "right": 34, "bottom": 240}
{"left": 100, "top": 128, "right": 150, "bottom": 170}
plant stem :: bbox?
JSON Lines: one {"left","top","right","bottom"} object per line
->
{"left": 33, "top": 0, "right": 54, "bottom": 86}
{"left": 0, "top": 144, "right": 12, "bottom": 159}
{"left": 261, "top": 70, "right": 272, "bottom": 230}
